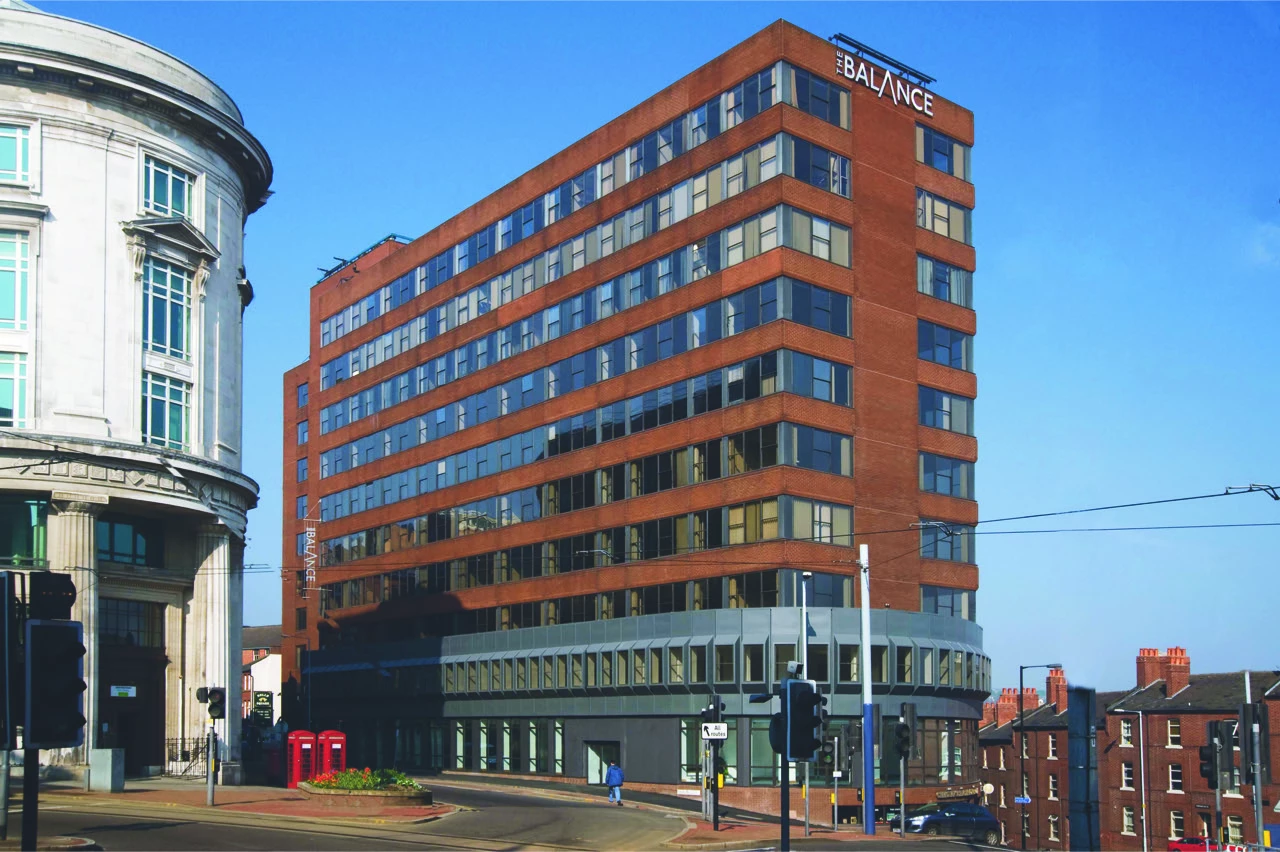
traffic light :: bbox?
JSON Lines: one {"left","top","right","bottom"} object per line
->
{"left": 207, "top": 687, "right": 226, "bottom": 720}
{"left": 1201, "top": 720, "right": 1234, "bottom": 791}
{"left": 1239, "top": 703, "right": 1272, "bottom": 786}
{"left": 785, "top": 679, "right": 826, "bottom": 762}
{"left": 839, "top": 722, "right": 859, "bottom": 773}
{"left": 894, "top": 723, "right": 912, "bottom": 760}
{"left": 27, "top": 572, "right": 75, "bottom": 621}
{"left": 895, "top": 703, "right": 917, "bottom": 760}
{"left": 701, "top": 694, "right": 725, "bottom": 724}
{"left": 24, "top": 620, "right": 87, "bottom": 749}
{"left": 0, "top": 572, "right": 19, "bottom": 750}
{"left": 819, "top": 735, "right": 837, "bottom": 769}
{"left": 1199, "top": 742, "right": 1218, "bottom": 789}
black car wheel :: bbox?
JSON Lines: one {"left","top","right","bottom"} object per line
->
{"left": 926, "top": 824, "right": 939, "bottom": 836}
{"left": 983, "top": 829, "right": 1000, "bottom": 846}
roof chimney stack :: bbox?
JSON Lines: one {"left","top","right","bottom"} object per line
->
{"left": 1137, "top": 647, "right": 1163, "bottom": 688}
{"left": 1047, "top": 667, "right": 1069, "bottom": 712}
{"left": 1164, "top": 647, "right": 1190, "bottom": 695}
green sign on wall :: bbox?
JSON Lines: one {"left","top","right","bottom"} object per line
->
{"left": 252, "top": 691, "right": 273, "bottom": 726}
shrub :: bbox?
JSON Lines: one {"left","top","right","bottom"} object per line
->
{"left": 308, "top": 767, "right": 422, "bottom": 791}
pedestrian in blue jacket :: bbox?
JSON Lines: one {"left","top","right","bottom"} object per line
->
{"left": 604, "top": 760, "right": 624, "bottom": 805}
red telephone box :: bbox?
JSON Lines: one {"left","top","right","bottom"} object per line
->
{"left": 286, "top": 730, "right": 317, "bottom": 788}
{"left": 317, "top": 730, "right": 347, "bottom": 775}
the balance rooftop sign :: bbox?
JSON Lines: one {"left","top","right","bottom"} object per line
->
{"left": 835, "top": 50, "right": 934, "bottom": 117}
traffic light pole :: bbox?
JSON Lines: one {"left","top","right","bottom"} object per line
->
{"left": 207, "top": 725, "right": 216, "bottom": 807}
{"left": 858, "top": 545, "right": 875, "bottom": 836}
{"left": 0, "top": 749, "right": 9, "bottom": 840}
{"left": 1213, "top": 726, "right": 1223, "bottom": 846}
{"left": 781, "top": 755, "right": 791, "bottom": 852}
{"left": 1245, "top": 675, "right": 1263, "bottom": 852}
{"left": 832, "top": 736, "right": 839, "bottom": 831}
{"left": 20, "top": 746, "right": 37, "bottom": 851}
{"left": 800, "top": 571, "right": 810, "bottom": 838}
{"left": 712, "top": 738, "right": 720, "bottom": 832}
{"left": 899, "top": 755, "right": 906, "bottom": 838}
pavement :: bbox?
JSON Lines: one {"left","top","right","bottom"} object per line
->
{"left": 38, "top": 777, "right": 453, "bottom": 824}
{"left": 6, "top": 774, "right": 1002, "bottom": 851}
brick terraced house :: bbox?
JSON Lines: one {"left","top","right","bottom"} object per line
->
{"left": 282, "top": 20, "right": 986, "bottom": 815}
{"left": 980, "top": 650, "right": 1280, "bottom": 850}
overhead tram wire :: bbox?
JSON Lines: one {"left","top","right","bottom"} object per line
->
{"left": 242, "top": 519, "right": 1280, "bottom": 579}
{"left": 267, "top": 483, "right": 1276, "bottom": 575}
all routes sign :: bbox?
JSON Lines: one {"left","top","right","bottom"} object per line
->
{"left": 701, "top": 723, "right": 728, "bottom": 740}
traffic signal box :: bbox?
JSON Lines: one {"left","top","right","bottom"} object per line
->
{"left": 24, "top": 620, "right": 87, "bottom": 749}
{"left": 1199, "top": 720, "right": 1234, "bottom": 791}
{"left": 895, "top": 702, "right": 918, "bottom": 761}
{"left": 207, "top": 687, "right": 227, "bottom": 720}
{"left": 785, "top": 679, "right": 826, "bottom": 762}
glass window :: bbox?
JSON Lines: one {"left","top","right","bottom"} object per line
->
{"left": 915, "top": 188, "right": 971, "bottom": 245}
{"left": 919, "top": 452, "right": 975, "bottom": 499}
{"left": 1120, "top": 719, "right": 1133, "bottom": 746}
{"left": 0, "top": 496, "right": 47, "bottom": 568}
{"left": 773, "top": 643, "right": 795, "bottom": 682}
{"left": 918, "top": 319, "right": 973, "bottom": 371}
{"left": 1169, "top": 810, "right": 1183, "bottom": 840}
{"left": 95, "top": 514, "right": 164, "bottom": 568}
{"left": 919, "top": 386, "right": 974, "bottom": 435}
{"left": 0, "top": 125, "right": 30, "bottom": 184}
{"left": 917, "top": 254, "right": 972, "bottom": 308}
{"left": 1168, "top": 718, "right": 1181, "bottom": 746}
{"left": 0, "top": 352, "right": 27, "bottom": 428}
{"left": 715, "top": 644, "right": 735, "bottom": 683}
{"left": 297, "top": 456, "right": 308, "bottom": 481}
{"left": 297, "top": 420, "right": 309, "bottom": 445}
{"left": 143, "top": 155, "right": 196, "bottom": 221}
{"left": 0, "top": 230, "right": 30, "bottom": 330}
{"left": 920, "top": 522, "right": 975, "bottom": 563}
{"left": 143, "top": 257, "right": 192, "bottom": 359}
{"left": 1168, "top": 762, "right": 1182, "bottom": 791}
{"left": 1123, "top": 806, "right": 1136, "bottom": 835}
{"left": 916, "top": 124, "right": 970, "bottom": 181}
{"left": 297, "top": 383, "right": 309, "bottom": 407}
{"left": 100, "top": 597, "right": 163, "bottom": 646}
{"left": 142, "top": 372, "right": 190, "bottom": 451}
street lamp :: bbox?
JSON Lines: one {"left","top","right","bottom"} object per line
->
{"left": 1018, "top": 663, "right": 1061, "bottom": 851}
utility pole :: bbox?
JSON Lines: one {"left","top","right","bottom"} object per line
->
{"left": 801, "top": 571, "right": 810, "bottom": 838}
{"left": 1245, "top": 674, "right": 1263, "bottom": 851}
{"left": 832, "top": 732, "right": 839, "bottom": 831}
{"left": 1213, "top": 724, "right": 1223, "bottom": 847}
{"left": 858, "top": 544, "right": 875, "bottom": 836}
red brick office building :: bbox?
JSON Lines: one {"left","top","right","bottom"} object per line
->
{"left": 281, "top": 20, "right": 987, "bottom": 807}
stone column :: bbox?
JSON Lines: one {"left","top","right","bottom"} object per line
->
{"left": 47, "top": 498, "right": 104, "bottom": 764}
{"left": 193, "top": 522, "right": 243, "bottom": 777}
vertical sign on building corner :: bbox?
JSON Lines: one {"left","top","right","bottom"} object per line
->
{"left": 302, "top": 506, "right": 319, "bottom": 599}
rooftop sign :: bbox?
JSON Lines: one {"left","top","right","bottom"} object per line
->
{"left": 835, "top": 50, "right": 934, "bottom": 117}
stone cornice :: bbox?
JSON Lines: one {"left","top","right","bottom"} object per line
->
{"left": 0, "top": 44, "right": 271, "bottom": 213}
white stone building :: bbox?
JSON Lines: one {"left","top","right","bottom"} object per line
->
{"left": 0, "top": 0, "right": 271, "bottom": 778}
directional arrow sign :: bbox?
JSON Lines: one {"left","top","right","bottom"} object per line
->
{"left": 701, "top": 722, "right": 728, "bottom": 740}
{"left": 1014, "top": 796, "right": 1032, "bottom": 805}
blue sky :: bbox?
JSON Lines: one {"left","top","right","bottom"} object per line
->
{"left": 41, "top": 2, "right": 1279, "bottom": 694}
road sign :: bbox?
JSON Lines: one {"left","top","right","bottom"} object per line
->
{"left": 1014, "top": 795, "right": 1032, "bottom": 805}
{"left": 702, "top": 722, "right": 728, "bottom": 740}
{"left": 832, "top": 770, "right": 843, "bottom": 778}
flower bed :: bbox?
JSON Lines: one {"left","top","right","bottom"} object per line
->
{"left": 298, "top": 768, "right": 433, "bottom": 808}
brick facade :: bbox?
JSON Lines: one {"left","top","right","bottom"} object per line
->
{"left": 981, "top": 651, "right": 1280, "bottom": 851}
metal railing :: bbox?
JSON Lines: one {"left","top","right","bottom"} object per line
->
{"left": 163, "top": 737, "right": 208, "bottom": 777}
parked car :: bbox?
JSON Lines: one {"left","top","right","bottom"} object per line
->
{"left": 887, "top": 801, "right": 1002, "bottom": 845}
{"left": 1167, "top": 839, "right": 1222, "bottom": 852}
